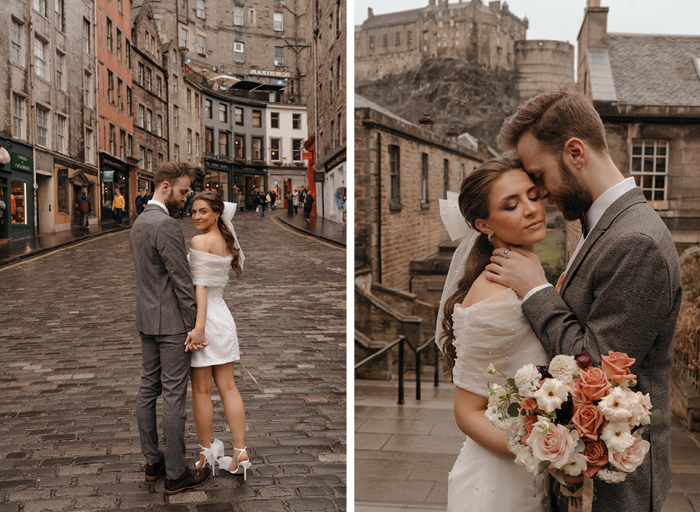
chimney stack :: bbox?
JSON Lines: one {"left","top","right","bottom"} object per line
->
{"left": 419, "top": 114, "right": 435, "bottom": 131}
{"left": 446, "top": 128, "right": 459, "bottom": 140}
{"left": 367, "top": 7, "right": 374, "bottom": 18}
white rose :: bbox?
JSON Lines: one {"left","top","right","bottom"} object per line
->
{"left": 608, "top": 431, "right": 651, "bottom": 472}
{"left": 515, "top": 364, "right": 542, "bottom": 398}
{"left": 534, "top": 378, "right": 569, "bottom": 414}
{"left": 515, "top": 447, "right": 540, "bottom": 476}
{"left": 628, "top": 392, "right": 652, "bottom": 427}
{"left": 549, "top": 355, "right": 578, "bottom": 385}
{"left": 598, "top": 387, "right": 633, "bottom": 422}
{"left": 601, "top": 421, "right": 635, "bottom": 453}
{"left": 562, "top": 452, "right": 588, "bottom": 477}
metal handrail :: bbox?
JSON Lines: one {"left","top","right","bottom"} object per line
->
{"left": 355, "top": 335, "right": 441, "bottom": 404}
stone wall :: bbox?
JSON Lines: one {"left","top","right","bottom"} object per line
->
{"left": 515, "top": 40, "right": 575, "bottom": 101}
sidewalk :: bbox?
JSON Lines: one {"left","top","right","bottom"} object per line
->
{"left": 0, "top": 219, "right": 135, "bottom": 267}
{"left": 355, "top": 375, "right": 700, "bottom": 512}
{"left": 277, "top": 210, "right": 346, "bottom": 247}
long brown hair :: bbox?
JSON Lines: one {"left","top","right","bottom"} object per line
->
{"left": 439, "top": 157, "right": 524, "bottom": 372}
{"left": 192, "top": 190, "right": 243, "bottom": 277}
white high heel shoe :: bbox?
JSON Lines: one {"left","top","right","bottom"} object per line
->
{"left": 196, "top": 438, "right": 224, "bottom": 476}
{"left": 218, "top": 446, "right": 252, "bottom": 481}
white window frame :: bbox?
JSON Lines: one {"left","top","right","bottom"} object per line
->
{"left": 54, "top": 0, "right": 64, "bottom": 30}
{"left": 234, "top": 6, "right": 243, "bottom": 26}
{"left": 270, "top": 138, "right": 281, "bottom": 161}
{"left": 274, "top": 46, "right": 284, "bottom": 67}
{"left": 197, "top": 35, "right": 206, "bottom": 55}
{"left": 34, "top": 36, "right": 48, "bottom": 81}
{"left": 36, "top": 106, "right": 49, "bottom": 148}
{"left": 179, "top": 28, "right": 188, "bottom": 49}
{"left": 630, "top": 140, "right": 669, "bottom": 205}
{"left": 12, "top": 95, "right": 26, "bottom": 141}
{"left": 173, "top": 105, "right": 179, "bottom": 127}
{"left": 195, "top": 132, "right": 200, "bottom": 157}
{"left": 34, "top": 0, "right": 47, "bottom": 17}
{"left": 274, "top": 12, "right": 283, "bottom": 31}
{"left": 174, "top": 144, "right": 179, "bottom": 162}
{"left": 83, "top": 19, "right": 90, "bottom": 54}
{"left": 56, "top": 114, "right": 67, "bottom": 154}
{"left": 85, "top": 128, "right": 94, "bottom": 164}
{"left": 157, "top": 115, "right": 163, "bottom": 137}
{"left": 146, "top": 109, "right": 153, "bottom": 132}
{"left": 84, "top": 71, "right": 93, "bottom": 109}
{"left": 292, "top": 113, "right": 301, "bottom": 130}
{"left": 138, "top": 105, "right": 144, "bottom": 128}
{"left": 11, "top": 19, "right": 25, "bottom": 68}
{"left": 188, "top": 129, "right": 192, "bottom": 155}
{"left": 292, "top": 139, "right": 302, "bottom": 161}
{"left": 270, "top": 112, "right": 279, "bottom": 129}
{"left": 234, "top": 42, "right": 244, "bottom": 63}
{"left": 196, "top": 0, "right": 204, "bottom": 18}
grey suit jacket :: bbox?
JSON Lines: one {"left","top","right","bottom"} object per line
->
{"left": 130, "top": 203, "right": 196, "bottom": 335}
{"left": 523, "top": 187, "right": 682, "bottom": 512}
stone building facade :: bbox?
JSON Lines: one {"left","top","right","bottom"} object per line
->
{"left": 266, "top": 103, "right": 308, "bottom": 206}
{"left": 356, "top": 0, "right": 528, "bottom": 84}
{"left": 355, "top": 94, "right": 483, "bottom": 291}
{"left": 306, "top": 0, "right": 346, "bottom": 223}
{"left": 1, "top": 0, "right": 98, "bottom": 239}
{"left": 131, "top": 0, "right": 169, "bottom": 196}
{"left": 576, "top": 1, "right": 700, "bottom": 255}
{"left": 151, "top": 0, "right": 308, "bottom": 105}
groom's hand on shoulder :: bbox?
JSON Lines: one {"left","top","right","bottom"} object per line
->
{"left": 485, "top": 247, "right": 548, "bottom": 298}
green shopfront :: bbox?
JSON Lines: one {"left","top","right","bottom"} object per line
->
{"left": 0, "top": 138, "right": 35, "bottom": 240}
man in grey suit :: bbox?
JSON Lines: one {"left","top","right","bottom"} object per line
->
{"left": 130, "top": 162, "right": 211, "bottom": 494}
{"left": 487, "top": 89, "right": 682, "bottom": 512}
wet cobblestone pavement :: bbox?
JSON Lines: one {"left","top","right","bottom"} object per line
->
{"left": 0, "top": 211, "right": 347, "bottom": 511}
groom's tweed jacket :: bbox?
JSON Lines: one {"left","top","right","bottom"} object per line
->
{"left": 130, "top": 203, "right": 196, "bottom": 335}
{"left": 523, "top": 187, "right": 682, "bottom": 512}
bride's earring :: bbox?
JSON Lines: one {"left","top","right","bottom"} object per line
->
{"left": 487, "top": 233, "right": 494, "bottom": 243}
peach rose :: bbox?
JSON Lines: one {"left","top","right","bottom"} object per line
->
{"left": 572, "top": 402, "right": 607, "bottom": 441}
{"left": 601, "top": 351, "right": 637, "bottom": 384}
{"left": 581, "top": 439, "right": 608, "bottom": 478}
{"left": 521, "top": 415, "right": 539, "bottom": 446}
{"left": 608, "top": 431, "right": 650, "bottom": 473}
{"left": 520, "top": 397, "right": 540, "bottom": 412}
{"left": 527, "top": 423, "right": 578, "bottom": 470}
{"left": 574, "top": 368, "right": 612, "bottom": 402}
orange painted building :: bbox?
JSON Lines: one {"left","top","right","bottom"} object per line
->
{"left": 96, "top": 0, "right": 135, "bottom": 222}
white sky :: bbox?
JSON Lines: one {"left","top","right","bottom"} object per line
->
{"left": 353, "top": 0, "right": 700, "bottom": 44}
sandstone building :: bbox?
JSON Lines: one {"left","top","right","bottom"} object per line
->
{"left": 576, "top": 1, "right": 700, "bottom": 255}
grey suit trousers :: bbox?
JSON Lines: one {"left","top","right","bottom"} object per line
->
{"left": 136, "top": 333, "right": 191, "bottom": 480}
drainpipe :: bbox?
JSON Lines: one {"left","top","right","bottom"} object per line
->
{"left": 313, "top": 19, "right": 319, "bottom": 215}
{"left": 377, "top": 132, "right": 382, "bottom": 283}
{"left": 29, "top": 19, "right": 38, "bottom": 235}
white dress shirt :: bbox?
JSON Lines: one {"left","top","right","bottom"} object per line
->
{"left": 523, "top": 177, "right": 638, "bottom": 302}
{"left": 149, "top": 199, "right": 169, "bottom": 215}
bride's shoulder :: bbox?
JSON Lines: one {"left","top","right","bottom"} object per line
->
{"left": 190, "top": 234, "right": 208, "bottom": 252}
{"left": 461, "top": 272, "right": 509, "bottom": 309}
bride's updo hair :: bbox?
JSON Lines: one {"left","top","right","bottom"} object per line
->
{"left": 192, "top": 190, "right": 243, "bottom": 277}
{"left": 440, "top": 157, "right": 525, "bottom": 372}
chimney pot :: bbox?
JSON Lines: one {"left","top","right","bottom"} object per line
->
{"left": 419, "top": 114, "right": 435, "bottom": 130}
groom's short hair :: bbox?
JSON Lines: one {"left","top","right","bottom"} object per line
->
{"left": 154, "top": 162, "right": 196, "bottom": 188}
{"left": 498, "top": 86, "right": 608, "bottom": 156}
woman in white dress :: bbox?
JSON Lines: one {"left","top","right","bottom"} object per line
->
{"left": 436, "top": 158, "right": 551, "bottom": 511}
{"left": 186, "top": 191, "right": 252, "bottom": 480}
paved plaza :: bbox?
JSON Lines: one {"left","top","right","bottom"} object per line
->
{"left": 355, "top": 376, "right": 700, "bottom": 512}
{"left": 0, "top": 211, "right": 347, "bottom": 511}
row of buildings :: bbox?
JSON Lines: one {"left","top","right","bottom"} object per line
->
{"left": 1, "top": 0, "right": 347, "bottom": 240}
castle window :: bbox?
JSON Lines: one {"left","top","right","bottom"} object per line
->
{"left": 383, "top": 34, "right": 388, "bottom": 48}
{"left": 630, "top": 140, "right": 669, "bottom": 205}
{"left": 369, "top": 36, "right": 374, "bottom": 51}
{"left": 407, "top": 31, "right": 413, "bottom": 48}
{"left": 395, "top": 32, "right": 400, "bottom": 46}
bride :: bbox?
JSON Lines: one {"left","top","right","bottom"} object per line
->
{"left": 185, "top": 191, "right": 252, "bottom": 480}
{"left": 436, "top": 158, "right": 550, "bottom": 511}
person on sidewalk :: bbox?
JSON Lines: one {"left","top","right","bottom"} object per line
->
{"left": 293, "top": 189, "right": 299, "bottom": 214}
{"left": 285, "top": 190, "right": 294, "bottom": 215}
{"left": 258, "top": 191, "right": 267, "bottom": 217}
{"left": 269, "top": 190, "right": 277, "bottom": 210}
{"left": 135, "top": 191, "right": 145, "bottom": 215}
{"left": 112, "top": 189, "right": 125, "bottom": 225}
{"left": 303, "top": 190, "right": 315, "bottom": 223}
{"left": 77, "top": 192, "right": 92, "bottom": 230}
{"left": 130, "top": 162, "right": 211, "bottom": 495}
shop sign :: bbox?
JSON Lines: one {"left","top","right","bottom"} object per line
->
{"left": 58, "top": 168, "right": 68, "bottom": 180}
{"left": 11, "top": 153, "right": 32, "bottom": 173}
{"left": 324, "top": 149, "right": 346, "bottom": 173}
{"left": 103, "top": 170, "right": 114, "bottom": 183}
{"left": 248, "top": 69, "right": 291, "bottom": 79}
{"left": 313, "top": 172, "right": 324, "bottom": 183}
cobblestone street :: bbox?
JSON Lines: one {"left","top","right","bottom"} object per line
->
{"left": 0, "top": 211, "right": 347, "bottom": 511}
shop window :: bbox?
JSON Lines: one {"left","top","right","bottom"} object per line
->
{"left": 57, "top": 171, "right": 68, "bottom": 214}
{"left": 10, "top": 181, "right": 27, "bottom": 224}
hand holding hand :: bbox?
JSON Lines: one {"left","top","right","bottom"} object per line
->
{"left": 185, "top": 328, "right": 208, "bottom": 352}
{"left": 484, "top": 247, "right": 548, "bottom": 298}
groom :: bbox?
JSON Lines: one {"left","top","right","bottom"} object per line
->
{"left": 130, "top": 162, "right": 211, "bottom": 494}
{"left": 486, "top": 89, "right": 682, "bottom": 512}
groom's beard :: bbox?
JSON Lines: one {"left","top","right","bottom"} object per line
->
{"left": 164, "top": 189, "right": 182, "bottom": 215}
{"left": 550, "top": 156, "right": 593, "bottom": 222}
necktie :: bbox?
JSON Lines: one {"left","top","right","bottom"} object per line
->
{"left": 580, "top": 210, "right": 589, "bottom": 238}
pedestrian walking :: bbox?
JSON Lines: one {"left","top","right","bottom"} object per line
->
{"left": 112, "top": 189, "right": 125, "bottom": 225}
{"left": 304, "top": 191, "right": 315, "bottom": 223}
{"left": 129, "top": 162, "right": 211, "bottom": 495}
{"left": 187, "top": 191, "right": 253, "bottom": 480}
{"left": 135, "top": 191, "right": 145, "bottom": 215}
{"left": 184, "top": 190, "right": 194, "bottom": 216}
{"left": 76, "top": 191, "right": 92, "bottom": 230}
{"left": 285, "top": 190, "right": 294, "bottom": 215}
{"left": 292, "top": 189, "right": 299, "bottom": 214}
{"left": 269, "top": 190, "right": 277, "bottom": 210}
{"left": 258, "top": 191, "right": 266, "bottom": 217}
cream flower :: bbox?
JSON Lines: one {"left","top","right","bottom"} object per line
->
{"left": 515, "top": 364, "right": 542, "bottom": 398}
{"left": 534, "top": 378, "right": 569, "bottom": 414}
{"left": 601, "top": 421, "right": 635, "bottom": 453}
{"left": 562, "top": 452, "right": 588, "bottom": 477}
{"left": 549, "top": 355, "right": 578, "bottom": 385}
{"left": 527, "top": 423, "right": 578, "bottom": 470}
{"left": 596, "top": 468, "right": 627, "bottom": 483}
{"left": 628, "top": 391, "right": 652, "bottom": 427}
{"left": 514, "top": 447, "right": 540, "bottom": 476}
{"left": 609, "top": 431, "right": 651, "bottom": 472}
{"left": 598, "top": 387, "right": 633, "bottom": 422}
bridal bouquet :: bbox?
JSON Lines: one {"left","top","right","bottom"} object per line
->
{"left": 486, "top": 351, "right": 661, "bottom": 511}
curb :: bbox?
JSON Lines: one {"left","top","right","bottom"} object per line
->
{"left": 274, "top": 213, "right": 346, "bottom": 249}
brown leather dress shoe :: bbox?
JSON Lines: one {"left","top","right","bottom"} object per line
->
{"left": 145, "top": 458, "right": 165, "bottom": 482}
{"left": 164, "top": 466, "right": 211, "bottom": 495}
